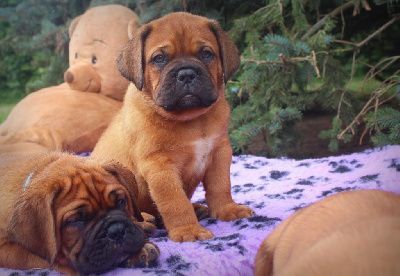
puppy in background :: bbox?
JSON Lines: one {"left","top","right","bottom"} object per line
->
{"left": 0, "top": 151, "right": 159, "bottom": 275}
{"left": 254, "top": 189, "right": 400, "bottom": 276}
{"left": 92, "top": 12, "right": 254, "bottom": 242}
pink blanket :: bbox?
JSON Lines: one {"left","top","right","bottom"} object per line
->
{"left": 2, "top": 145, "right": 399, "bottom": 275}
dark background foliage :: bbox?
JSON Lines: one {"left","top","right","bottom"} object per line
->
{"left": 0, "top": 0, "right": 399, "bottom": 157}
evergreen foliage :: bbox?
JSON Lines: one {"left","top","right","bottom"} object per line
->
{"left": 226, "top": 0, "right": 399, "bottom": 156}
{"left": 227, "top": 0, "right": 360, "bottom": 156}
{"left": 340, "top": 56, "right": 400, "bottom": 147}
{"left": 0, "top": 0, "right": 399, "bottom": 156}
{"left": 366, "top": 107, "right": 400, "bottom": 145}
{"left": 0, "top": 0, "right": 87, "bottom": 101}
{"left": 0, "top": 0, "right": 256, "bottom": 101}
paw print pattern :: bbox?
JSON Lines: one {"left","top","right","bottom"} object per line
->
{"left": 328, "top": 159, "right": 363, "bottom": 173}
{"left": 232, "top": 183, "right": 256, "bottom": 194}
{"left": 387, "top": 158, "right": 400, "bottom": 172}
{"left": 296, "top": 176, "right": 329, "bottom": 186}
{"left": 199, "top": 233, "right": 247, "bottom": 255}
{"left": 318, "top": 186, "right": 357, "bottom": 198}
{"left": 165, "top": 255, "right": 192, "bottom": 272}
{"left": 269, "top": 170, "right": 290, "bottom": 180}
{"left": 243, "top": 159, "right": 270, "bottom": 169}
{"left": 233, "top": 216, "right": 281, "bottom": 231}
{"left": 265, "top": 188, "right": 304, "bottom": 200}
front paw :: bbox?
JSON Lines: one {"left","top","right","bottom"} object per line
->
{"left": 140, "top": 212, "right": 157, "bottom": 237}
{"left": 168, "top": 224, "right": 215, "bottom": 242}
{"left": 210, "top": 203, "right": 254, "bottom": 221}
{"left": 192, "top": 203, "right": 209, "bottom": 221}
{"left": 124, "top": 242, "right": 160, "bottom": 268}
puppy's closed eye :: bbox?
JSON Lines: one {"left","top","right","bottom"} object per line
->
{"left": 64, "top": 207, "right": 88, "bottom": 228}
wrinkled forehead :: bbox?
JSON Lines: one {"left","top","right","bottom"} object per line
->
{"left": 144, "top": 13, "right": 219, "bottom": 57}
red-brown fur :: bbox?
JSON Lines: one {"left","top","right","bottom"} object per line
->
{"left": 92, "top": 12, "right": 254, "bottom": 242}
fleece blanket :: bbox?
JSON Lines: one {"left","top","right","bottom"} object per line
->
{"left": 1, "top": 145, "right": 399, "bottom": 276}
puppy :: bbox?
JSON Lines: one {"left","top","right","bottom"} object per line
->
{"left": 0, "top": 151, "right": 159, "bottom": 275}
{"left": 91, "top": 12, "right": 254, "bottom": 242}
{"left": 254, "top": 190, "right": 400, "bottom": 276}
{"left": 0, "top": 86, "right": 122, "bottom": 154}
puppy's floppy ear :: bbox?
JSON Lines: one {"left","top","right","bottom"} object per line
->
{"left": 104, "top": 162, "right": 144, "bottom": 222}
{"left": 208, "top": 20, "right": 240, "bottom": 83}
{"left": 7, "top": 183, "right": 60, "bottom": 265}
{"left": 117, "top": 24, "right": 152, "bottom": 91}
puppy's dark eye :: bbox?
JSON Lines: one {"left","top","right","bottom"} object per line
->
{"left": 201, "top": 50, "right": 214, "bottom": 61}
{"left": 153, "top": 54, "right": 166, "bottom": 64}
{"left": 116, "top": 197, "right": 127, "bottom": 210}
{"left": 75, "top": 52, "right": 78, "bottom": 59}
{"left": 92, "top": 56, "right": 98, "bottom": 64}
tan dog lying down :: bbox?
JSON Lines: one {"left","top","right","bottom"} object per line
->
{"left": 0, "top": 151, "right": 159, "bottom": 275}
{"left": 92, "top": 12, "right": 254, "bottom": 242}
{"left": 254, "top": 189, "right": 400, "bottom": 276}
{"left": 0, "top": 84, "right": 121, "bottom": 153}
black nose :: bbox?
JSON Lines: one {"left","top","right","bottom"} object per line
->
{"left": 177, "top": 68, "right": 196, "bottom": 85}
{"left": 107, "top": 222, "right": 126, "bottom": 241}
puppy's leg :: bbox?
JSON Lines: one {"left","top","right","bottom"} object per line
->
{"left": 123, "top": 241, "right": 160, "bottom": 268}
{"left": 193, "top": 203, "right": 209, "bottom": 221}
{"left": 0, "top": 239, "right": 77, "bottom": 275}
{"left": 0, "top": 142, "right": 48, "bottom": 154}
{"left": 8, "top": 128, "right": 63, "bottom": 150}
{"left": 140, "top": 212, "right": 157, "bottom": 237}
{"left": 203, "top": 138, "right": 254, "bottom": 221}
{"left": 0, "top": 240, "right": 48, "bottom": 269}
{"left": 141, "top": 160, "right": 214, "bottom": 242}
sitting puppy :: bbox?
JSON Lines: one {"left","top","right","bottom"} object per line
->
{"left": 254, "top": 189, "right": 400, "bottom": 276}
{"left": 92, "top": 12, "right": 254, "bottom": 242}
{"left": 0, "top": 151, "right": 159, "bottom": 275}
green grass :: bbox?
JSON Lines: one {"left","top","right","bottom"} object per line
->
{"left": 0, "top": 102, "right": 16, "bottom": 124}
{"left": 346, "top": 78, "right": 385, "bottom": 99}
{"left": 0, "top": 93, "right": 24, "bottom": 124}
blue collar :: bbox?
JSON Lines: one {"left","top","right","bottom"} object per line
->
{"left": 24, "top": 171, "right": 35, "bottom": 191}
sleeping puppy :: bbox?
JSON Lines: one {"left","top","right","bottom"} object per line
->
{"left": 254, "top": 189, "right": 400, "bottom": 276}
{"left": 91, "top": 12, "right": 254, "bottom": 242}
{"left": 0, "top": 151, "right": 159, "bottom": 276}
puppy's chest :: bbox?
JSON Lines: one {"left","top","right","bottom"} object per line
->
{"left": 188, "top": 135, "right": 217, "bottom": 176}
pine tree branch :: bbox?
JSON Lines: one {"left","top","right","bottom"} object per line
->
{"left": 357, "top": 15, "right": 399, "bottom": 48}
{"left": 242, "top": 52, "right": 321, "bottom": 77}
{"left": 335, "top": 17, "right": 399, "bottom": 135}
{"left": 363, "top": 56, "right": 400, "bottom": 85}
{"left": 333, "top": 15, "right": 400, "bottom": 51}
{"left": 338, "top": 71, "right": 400, "bottom": 142}
{"left": 301, "top": 0, "right": 354, "bottom": 41}
{"left": 241, "top": 58, "right": 285, "bottom": 66}
{"left": 337, "top": 95, "right": 376, "bottom": 141}
{"left": 333, "top": 39, "right": 357, "bottom": 47}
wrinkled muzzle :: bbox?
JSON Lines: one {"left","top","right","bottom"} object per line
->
{"left": 72, "top": 210, "right": 146, "bottom": 275}
{"left": 154, "top": 61, "right": 219, "bottom": 112}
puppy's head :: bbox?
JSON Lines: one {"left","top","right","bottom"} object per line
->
{"left": 7, "top": 157, "right": 146, "bottom": 275}
{"left": 117, "top": 12, "right": 240, "bottom": 120}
